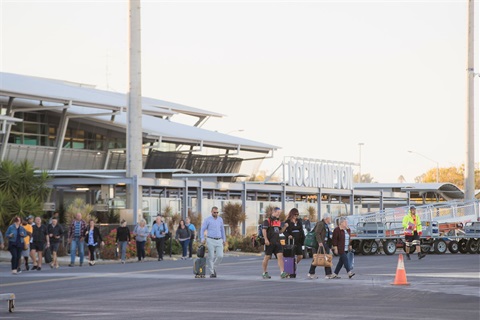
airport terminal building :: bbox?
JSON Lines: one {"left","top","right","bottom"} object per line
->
{"left": 0, "top": 73, "right": 468, "bottom": 235}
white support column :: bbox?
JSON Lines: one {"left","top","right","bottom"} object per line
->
{"left": 52, "top": 104, "right": 70, "bottom": 170}
{"left": 464, "top": 0, "right": 476, "bottom": 201}
{"left": 126, "top": 0, "right": 143, "bottom": 220}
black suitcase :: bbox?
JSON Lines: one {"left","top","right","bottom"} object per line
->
{"left": 283, "top": 238, "right": 295, "bottom": 258}
{"left": 194, "top": 257, "right": 206, "bottom": 278}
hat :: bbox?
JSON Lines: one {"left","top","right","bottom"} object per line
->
{"left": 409, "top": 205, "right": 416, "bottom": 210}
{"left": 26, "top": 215, "right": 34, "bottom": 220}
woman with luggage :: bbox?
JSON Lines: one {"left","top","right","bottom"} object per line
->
{"left": 175, "top": 219, "right": 192, "bottom": 260}
{"left": 283, "top": 208, "right": 305, "bottom": 265}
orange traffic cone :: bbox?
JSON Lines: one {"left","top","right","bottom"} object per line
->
{"left": 392, "top": 254, "right": 410, "bottom": 286}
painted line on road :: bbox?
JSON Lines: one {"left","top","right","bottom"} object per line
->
{"left": 0, "top": 259, "right": 260, "bottom": 288}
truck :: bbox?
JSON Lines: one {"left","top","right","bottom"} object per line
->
{"left": 346, "top": 200, "right": 479, "bottom": 256}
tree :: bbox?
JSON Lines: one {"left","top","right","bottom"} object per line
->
{"left": 0, "top": 160, "right": 50, "bottom": 229}
{"left": 306, "top": 206, "right": 317, "bottom": 222}
{"left": 415, "top": 165, "right": 480, "bottom": 189}
{"left": 65, "top": 198, "right": 95, "bottom": 226}
{"left": 222, "top": 202, "right": 246, "bottom": 236}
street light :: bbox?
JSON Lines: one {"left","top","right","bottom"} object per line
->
{"left": 407, "top": 150, "right": 439, "bottom": 183}
{"left": 358, "top": 143, "right": 364, "bottom": 183}
{"left": 226, "top": 129, "right": 244, "bottom": 135}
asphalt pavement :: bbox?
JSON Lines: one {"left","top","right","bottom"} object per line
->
{"left": 0, "top": 251, "right": 479, "bottom": 320}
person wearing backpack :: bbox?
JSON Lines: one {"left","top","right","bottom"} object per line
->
{"left": 307, "top": 213, "right": 333, "bottom": 279}
{"left": 261, "top": 207, "right": 289, "bottom": 279}
{"left": 151, "top": 215, "right": 168, "bottom": 261}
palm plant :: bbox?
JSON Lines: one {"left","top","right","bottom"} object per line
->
{"left": 0, "top": 160, "right": 50, "bottom": 228}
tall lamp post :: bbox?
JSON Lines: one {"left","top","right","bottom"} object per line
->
{"left": 358, "top": 143, "right": 364, "bottom": 183}
{"left": 407, "top": 150, "right": 439, "bottom": 183}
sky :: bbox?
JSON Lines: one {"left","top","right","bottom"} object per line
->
{"left": 1, "top": 0, "right": 479, "bottom": 183}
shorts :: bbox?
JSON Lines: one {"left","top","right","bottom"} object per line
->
{"left": 50, "top": 242, "right": 60, "bottom": 252}
{"left": 265, "top": 242, "right": 283, "bottom": 256}
{"left": 21, "top": 244, "right": 30, "bottom": 257}
{"left": 293, "top": 244, "right": 303, "bottom": 256}
{"left": 405, "top": 232, "right": 420, "bottom": 243}
{"left": 30, "top": 242, "right": 45, "bottom": 252}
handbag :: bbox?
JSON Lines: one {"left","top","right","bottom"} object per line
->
{"left": 312, "top": 246, "right": 333, "bottom": 267}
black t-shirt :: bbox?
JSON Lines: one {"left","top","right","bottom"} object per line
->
{"left": 32, "top": 224, "right": 48, "bottom": 243}
{"left": 263, "top": 218, "right": 282, "bottom": 244}
{"left": 48, "top": 224, "right": 64, "bottom": 243}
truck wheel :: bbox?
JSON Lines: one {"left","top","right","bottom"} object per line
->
{"left": 383, "top": 240, "right": 396, "bottom": 255}
{"left": 370, "top": 241, "right": 379, "bottom": 255}
{"left": 448, "top": 240, "right": 459, "bottom": 254}
{"left": 359, "top": 240, "right": 372, "bottom": 255}
{"left": 466, "top": 239, "right": 479, "bottom": 254}
{"left": 458, "top": 239, "right": 468, "bottom": 254}
{"left": 433, "top": 239, "right": 447, "bottom": 254}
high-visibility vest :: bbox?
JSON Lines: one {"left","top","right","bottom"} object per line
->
{"left": 402, "top": 212, "right": 422, "bottom": 236}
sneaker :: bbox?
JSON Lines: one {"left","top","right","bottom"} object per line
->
{"left": 307, "top": 274, "right": 318, "bottom": 280}
{"left": 210, "top": 273, "right": 217, "bottom": 278}
{"left": 25, "top": 265, "right": 30, "bottom": 271}
{"left": 68, "top": 264, "right": 74, "bottom": 267}
{"left": 11, "top": 270, "right": 18, "bottom": 275}
{"left": 37, "top": 267, "right": 42, "bottom": 271}
{"left": 32, "top": 266, "right": 38, "bottom": 270}
{"left": 121, "top": 260, "right": 125, "bottom": 264}
{"left": 348, "top": 271, "right": 355, "bottom": 279}
{"left": 16, "top": 270, "right": 22, "bottom": 274}
{"left": 325, "top": 275, "right": 333, "bottom": 279}
{"left": 280, "top": 272, "right": 289, "bottom": 279}
{"left": 418, "top": 253, "right": 426, "bottom": 260}
{"left": 262, "top": 272, "right": 271, "bottom": 279}
{"left": 329, "top": 273, "right": 340, "bottom": 279}
{"left": 406, "top": 253, "right": 411, "bottom": 260}
{"left": 50, "top": 263, "right": 54, "bottom": 269}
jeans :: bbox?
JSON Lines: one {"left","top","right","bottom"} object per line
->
{"left": 308, "top": 243, "right": 332, "bottom": 276}
{"left": 118, "top": 241, "right": 127, "bottom": 261}
{"left": 206, "top": 238, "right": 224, "bottom": 275}
{"left": 136, "top": 241, "right": 146, "bottom": 260}
{"left": 155, "top": 237, "right": 165, "bottom": 259}
{"left": 88, "top": 245, "right": 96, "bottom": 261}
{"left": 9, "top": 245, "right": 23, "bottom": 271}
{"left": 334, "top": 252, "right": 351, "bottom": 275}
{"left": 180, "top": 239, "right": 190, "bottom": 257}
{"left": 70, "top": 237, "right": 85, "bottom": 264}
{"left": 188, "top": 238, "right": 194, "bottom": 258}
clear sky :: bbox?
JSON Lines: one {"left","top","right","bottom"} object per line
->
{"left": 1, "top": 0, "right": 479, "bottom": 183}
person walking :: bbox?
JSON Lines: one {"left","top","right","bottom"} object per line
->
{"left": 133, "top": 219, "right": 149, "bottom": 262}
{"left": 261, "top": 207, "right": 289, "bottom": 279}
{"left": 331, "top": 217, "right": 355, "bottom": 279}
{"left": 283, "top": 208, "right": 305, "bottom": 264}
{"left": 307, "top": 213, "right": 333, "bottom": 279}
{"left": 151, "top": 215, "right": 168, "bottom": 261}
{"left": 48, "top": 216, "right": 64, "bottom": 268}
{"left": 200, "top": 206, "right": 226, "bottom": 278}
{"left": 19, "top": 215, "right": 33, "bottom": 271}
{"left": 403, "top": 205, "right": 426, "bottom": 260}
{"left": 185, "top": 217, "right": 196, "bottom": 259}
{"left": 85, "top": 219, "right": 104, "bottom": 266}
{"left": 68, "top": 213, "right": 87, "bottom": 267}
{"left": 6, "top": 217, "right": 27, "bottom": 274}
{"left": 30, "top": 216, "right": 49, "bottom": 271}
{"left": 176, "top": 219, "right": 192, "bottom": 260}
{"left": 116, "top": 219, "right": 131, "bottom": 264}
{"left": 303, "top": 216, "right": 312, "bottom": 232}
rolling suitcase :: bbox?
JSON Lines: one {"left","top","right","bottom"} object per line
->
{"left": 283, "top": 238, "right": 295, "bottom": 258}
{"left": 194, "top": 257, "right": 206, "bottom": 278}
{"left": 283, "top": 256, "right": 296, "bottom": 278}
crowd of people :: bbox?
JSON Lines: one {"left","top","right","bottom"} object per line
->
{"left": 1, "top": 205, "right": 425, "bottom": 278}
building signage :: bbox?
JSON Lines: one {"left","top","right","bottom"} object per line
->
{"left": 287, "top": 158, "right": 354, "bottom": 190}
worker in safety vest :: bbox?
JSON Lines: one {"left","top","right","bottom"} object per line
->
{"left": 402, "top": 206, "right": 426, "bottom": 260}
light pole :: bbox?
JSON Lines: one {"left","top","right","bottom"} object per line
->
{"left": 358, "top": 143, "right": 364, "bottom": 183}
{"left": 407, "top": 150, "right": 439, "bottom": 183}
{"left": 227, "top": 129, "right": 244, "bottom": 135}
